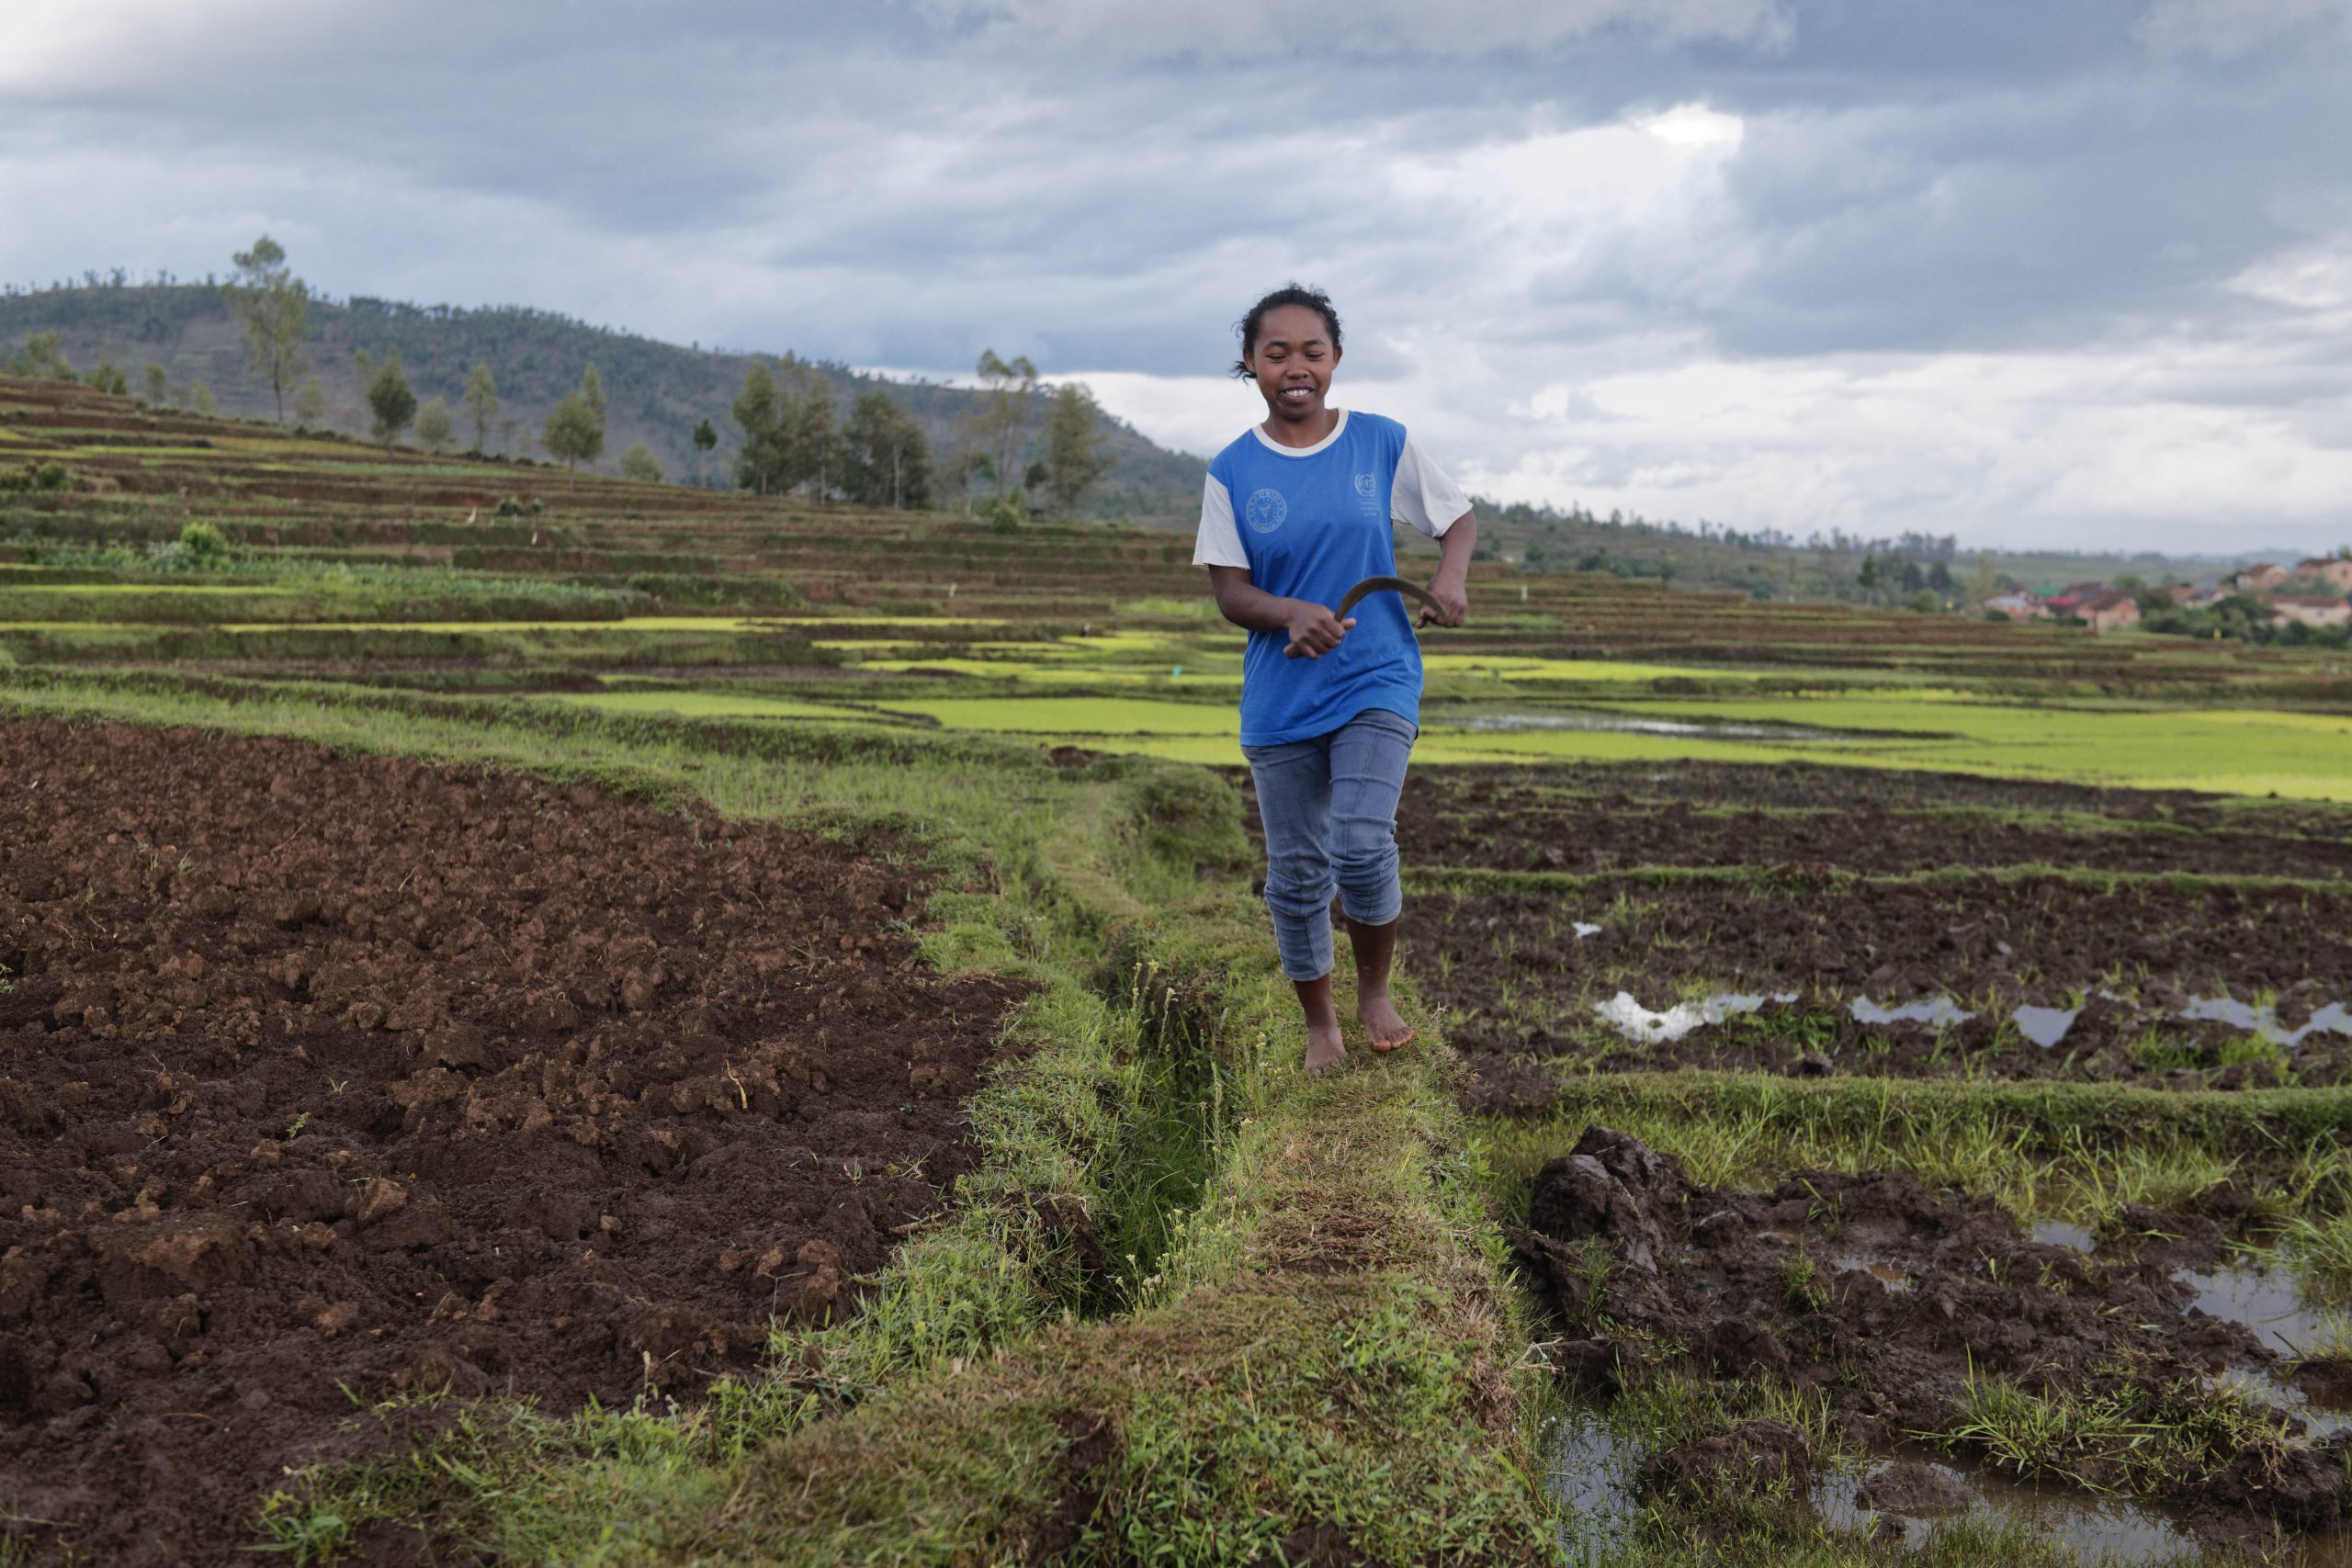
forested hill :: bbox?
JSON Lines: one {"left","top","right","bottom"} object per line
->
{"left": 0, "top": 283, "right": 1204, "bottom": 520}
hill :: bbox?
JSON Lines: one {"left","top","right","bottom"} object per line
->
{"left": 0, "top": 281, "right": 1203, "bottom": 521}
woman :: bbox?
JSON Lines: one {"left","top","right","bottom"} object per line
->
{"left": 1192, "top": 284, "right": 1476, "bottom": 1074}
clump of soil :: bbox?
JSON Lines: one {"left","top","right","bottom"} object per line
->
{"left": 1518, "top": 1127, "right": 2351, "bottom": 1552}
{"left": 0, "top": 719, "right": 1026, "bottom": 1566}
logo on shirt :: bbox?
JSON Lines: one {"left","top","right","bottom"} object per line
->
{"left": 1354, "top": 471, "right": 1384, "bottom": 519}
{"left": 1244, "top": 488, "right": 1288, "bottom": 534}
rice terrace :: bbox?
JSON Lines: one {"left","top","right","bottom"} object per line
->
{"left": 6, "top": 357, "right": 2352, "bottom": 1568}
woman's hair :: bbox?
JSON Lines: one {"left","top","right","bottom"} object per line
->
{"left": 1231, "top": 284, "right": 1342, "bottom": 379}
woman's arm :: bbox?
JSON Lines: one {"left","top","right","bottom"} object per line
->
{"left": 1419, "top": 509, "right": 1476, "bottom": 626}
{"left": 1206, "top": 565, "right": 1355, "bottom": 659}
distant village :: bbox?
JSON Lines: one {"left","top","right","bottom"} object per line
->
{"left": 1978, "top": 553, "right": 2352, "bottom": 640}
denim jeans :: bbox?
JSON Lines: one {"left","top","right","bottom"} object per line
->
{"left": 1241, "top": 706, "right": 1418, "bottom": 982}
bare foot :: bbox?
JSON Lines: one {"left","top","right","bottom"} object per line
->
{"left": 1359, "top": 991, "right": 1415, "bottom": 1054}
{"left": 1305, "top": 1015, "right": 1348, "bottom": 1075}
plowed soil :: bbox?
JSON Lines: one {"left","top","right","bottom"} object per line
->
{"left": 1521, "top": 1128, "right": 2351, "bottom": 1556}
{"left": 0, "top": 719, "right": 1025, "bottom": 1566}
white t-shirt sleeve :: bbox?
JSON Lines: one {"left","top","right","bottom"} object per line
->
{"left": 1193, "top": 472, "right": 1250, "bottom": 568}
{"left": 1392, "top": 434, "right": 1471, "bottom": 538}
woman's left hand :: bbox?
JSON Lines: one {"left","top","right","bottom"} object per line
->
{"left": 1419, "top": 574, "right": 1468, "bottom": 627}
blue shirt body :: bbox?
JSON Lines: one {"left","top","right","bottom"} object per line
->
{"left": 1206, "top": 411, "right": 1423, "bottom": 748}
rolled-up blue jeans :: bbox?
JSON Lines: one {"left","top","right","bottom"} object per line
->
{"left": 1240, "top": 706, "right": 1418, "bottom": 982}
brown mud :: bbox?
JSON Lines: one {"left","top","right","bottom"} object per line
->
{"left": 0, "top": 719, "right": 1026, "bottom": 1566}
{"left": 1396, "top": 761, "right": 2352, "bottom": 833}
{"left": 1521, "top": 1127, "right": 2352, "bottom": 1556}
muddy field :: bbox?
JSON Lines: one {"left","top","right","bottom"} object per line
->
{"left": 1418, "top": 874, "right": 2352, "bottom": 1100}
{"left": 0, "top": 720, "right": 1024, "bottom": 1566}
{"left": 1397, "top": 782, "right": 2352, "bottom": 880}
{"left": 1522, "top": 1127, "right": 2352, "bottom": 1557}
{"left": 1312, "top": 762, "right": 2352, "bottom": 1106}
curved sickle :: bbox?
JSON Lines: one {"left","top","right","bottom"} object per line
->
{"left": 1283, "top": 576, "right": 1450, "bottom": 659}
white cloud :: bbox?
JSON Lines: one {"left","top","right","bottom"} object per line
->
{"left": 1639, "top": 103, "right": 1746, "bottom": 148}
{"left": 2136, "top": 0, "right": 2351, "bottom": 61}
{"left": 912, "top": 0, "right": 1792, "bottom": 61}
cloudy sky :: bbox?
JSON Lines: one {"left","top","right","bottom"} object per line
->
{"left": 5, "top": 0, "right": 2350, "bottom": 552}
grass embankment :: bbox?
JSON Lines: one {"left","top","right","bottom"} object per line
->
{"left": 0, "top": 669, "right": 1554, "bottom": 1565}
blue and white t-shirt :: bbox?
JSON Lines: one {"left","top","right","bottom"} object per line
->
{"left": 1193, "top": 410, "right": 1469, "bottom": 747}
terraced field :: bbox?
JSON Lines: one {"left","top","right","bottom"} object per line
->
{"left": 7, "top": 370, "right": 2352, "bottom": 1564}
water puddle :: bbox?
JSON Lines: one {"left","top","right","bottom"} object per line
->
{"left": 1460, "top": 710, "right": 1853, "bottom": 743}
{"left": 1851, "top": 996, "right": 1977, "bottom": 1030}
{"left": 2176, "top": 1264, "right": 2347, "bottom": 1356}
{"left": 1594, "top": 990, "right": 1798, "bottom": 1043}
{"left": 2013, "top": 1005, "right": 2080, "bottom": 1049}
{"left": 1545, "top": 1414, "right": 2352, "bottom": 1562}
{"left": 1815, "top": 1459, "right": 2204, "bottom": 1562}
{"left": 1545, "top": 1410, "right": 1637, "bottom": 1562}
{"left": 2031, "top": 1219, "right": 2097, "bottom": 1254}
{"left": 2209, "top": 1368, "right": 2352, "bottom": 1438}
{"left": 2181, "top": 997, "right": 2352, "bottom": 1049}
{"left": 1831, "top": 1255, "right": 1911, "bottom": 1291}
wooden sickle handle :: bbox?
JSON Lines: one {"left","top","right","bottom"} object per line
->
{"left": 1283, "top": 577, "right": 1448, "bottom": 658}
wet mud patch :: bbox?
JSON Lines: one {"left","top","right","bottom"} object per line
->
{"left": 0, "top": 718, "right": 1027, "bottom": 1565}
{"left": 1396, "top": 761, "right": 2352, "bottom": 835}
{"left": 1520, "top": 1127, "right": 2352, "bottom": 1558}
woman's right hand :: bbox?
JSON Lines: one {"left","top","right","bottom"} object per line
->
{"left": 1283, "top": 601, "right": 1355, "bottom": 659}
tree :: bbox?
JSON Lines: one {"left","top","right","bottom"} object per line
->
{"left": 222, "top": 234, "right": 311, "bottom": 423}
{"left": 86, "top": 360, "right": 129, "bottom": 396}
{"left": 188, "top": 380, "right": 218, "bottom": 417}
{"left": 141, "top": 362, "right": 170, "bottom": 406}
{"left": 414, "top": 397, "right": 457, "bottom": 454}
{"left": 780, "top": 359, "right": 837, "bottom": 497}
{"left": 731, "top": 362, "right": 785, "bottom": 494}
{"left": 293, "top": 376, "right": 324, "bottom": 426}
{"left": 542, "top": 391, "right": 604, "bottom": 477}
{"left": 966, "top": 349, "right": 1038, "bottom": 499}
{"left": 542, "top": 366, "right": 606, "bottom": 476}
{"left": 1856, "top": 554, "right": 1881, "bottom": 601}
{"left": 8, "top": 333, "right": 73, "bottom": 380}
{"left": 364, "top": 350, "right": 417, "bottom": 447}
{"left": 1040, "top": 381, "right": 1112, "bottom": 517}
{"left": 1964, "top": 553, "right": 1999, "bottom": 605}
{"left": 691, "top": 419, "right": 718, "bottom": 487}
{"left": 461, "top": 364, "right": 500, "bottom": 453}
{"left": 618, "top": 442, "right": 663, "bottom": 483}
{"left": 840, "top": 390, "right": 932, "bottom": 509}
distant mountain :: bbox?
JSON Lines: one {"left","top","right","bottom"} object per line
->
{"left": 0, "top": 283, "right": 1202, "bottom": 520}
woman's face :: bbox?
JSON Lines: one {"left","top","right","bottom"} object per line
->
{"left": 1246, "top": 303, "right": 1340, "bottom": 426}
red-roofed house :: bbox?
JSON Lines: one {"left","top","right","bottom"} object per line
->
{"left": 2270, "top": 594, "right": 2352, "bottom": 629}
{"left": 2296, "top": 558, "right": 2352, "bottom": 592}
{"left": 2236, "top": 562, "right": 2290, "bottom": 592}
{"left": 2080, "top": 589, "right": 2142, "bottom": 634}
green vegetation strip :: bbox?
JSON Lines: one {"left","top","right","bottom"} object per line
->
{"left": 0, "top": 669, "right": 1553, "bottom": 1564}
{"left": 1482, "top": 1071, "right": 2352, "bottom": 1228}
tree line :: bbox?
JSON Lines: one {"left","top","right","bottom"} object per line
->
{"left": 726, "top": 347, "right": 1111, "bottom": 518}
{"left": 9, "top": 234, "right": 1118, "bottom": 515}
